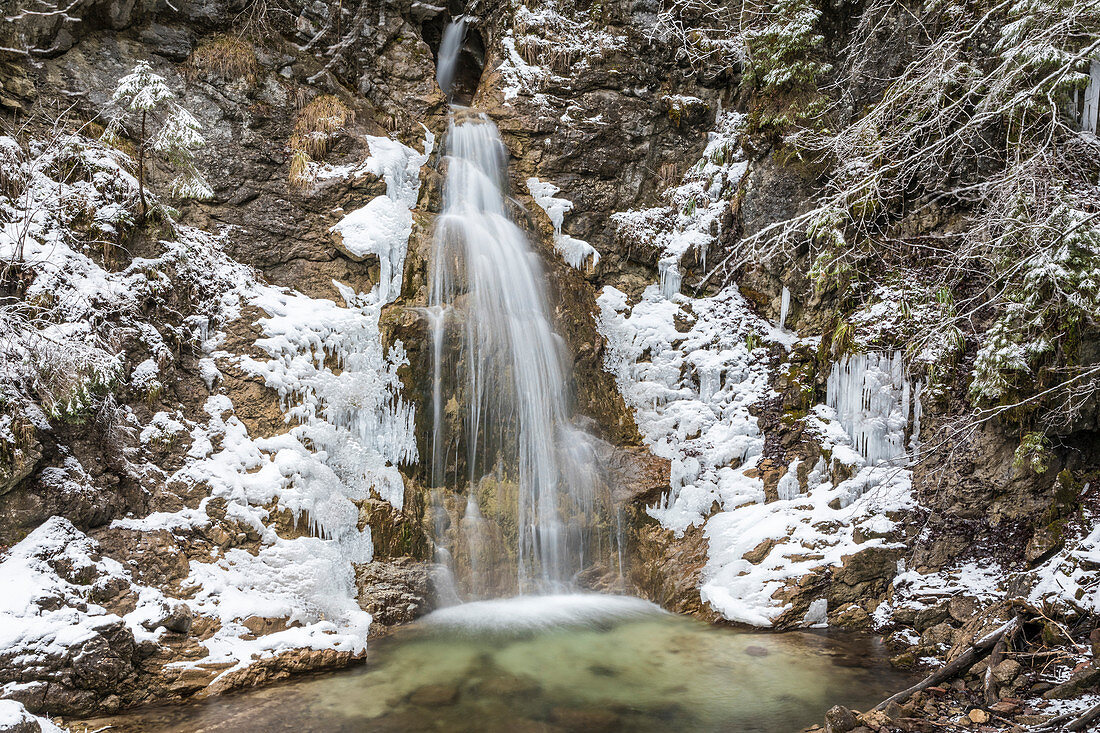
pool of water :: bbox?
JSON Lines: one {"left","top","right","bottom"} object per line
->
{"left": 82, "top": 595, "right": 911, "bottom": 732}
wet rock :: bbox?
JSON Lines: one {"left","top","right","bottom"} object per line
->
{"left": 831, "top": 604, "right": 870, "bottom": 628}
{"left": 824, "top": 704, "right": 858, "bottom": 733}
{"left": 629, "top": 521, "right": 720, "bottom": 622}
{"left": 354, "top": 557, "right": 435, "bottom": 632}
{"left": 827, "top": 547, "right": 902, "bottom": 607}
{"left": 407, "top": 684, "right": 460, "bottom": 706}
{"left": 199, "top": 648, "right": 357, "bottom": 698}
{"left": 743, "top": 645, "right": 769, "bottom": 657}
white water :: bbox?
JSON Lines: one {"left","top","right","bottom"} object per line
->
{"left": 419, "top": 594, "right": 665, "bottom": 634}
{"left": 435, "top": 17, "right": 468, "bottom": 97}
{"left": 429, "top": 114, "right": 601, "bottom": 595}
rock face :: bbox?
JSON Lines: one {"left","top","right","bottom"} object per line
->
{"left": 354, "top": 558, "right": 436, "bottom": 633}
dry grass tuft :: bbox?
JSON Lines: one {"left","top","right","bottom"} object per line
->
{"left": 287, "top": 94, "right": 353, "bottom": 187}
{"left": 189, "top": 35, "right": 259, "bottom": 82}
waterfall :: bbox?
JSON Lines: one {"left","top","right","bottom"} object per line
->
{"left": 429, "top": 113, "right": 603, "bottom": 596}
{"left": 436, "top": 17, "right": 468, "bottom": 98}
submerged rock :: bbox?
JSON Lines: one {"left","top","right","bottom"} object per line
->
{"left": 549, "top": 707, "right": 622, "bottom": 732}
{"left": 407, "top": 684, "right": 460, "bottom": 707}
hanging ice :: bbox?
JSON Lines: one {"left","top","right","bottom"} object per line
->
{"left": 825, "top": 351, "right": 919, "bottom": 465}
{"left": 526, "top": 177, "right": 601, "bottom": 271}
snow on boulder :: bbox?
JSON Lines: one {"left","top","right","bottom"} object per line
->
{"left": 0, "top": 699, "right": 66, "bottom": 732}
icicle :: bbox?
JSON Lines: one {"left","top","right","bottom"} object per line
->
{"left": 779, "top": 286, "right": 790, "bottom": 329}
{"left": 776, "top": 459, "right": 801, "bottom": 500}
{"left": 658, "top": 258, "right": 682, "bottom": 299}
{"left": 826, "top": 351, "right": 912, "bottom": 465}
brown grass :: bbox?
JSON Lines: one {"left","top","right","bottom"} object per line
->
{"left": 188, "top": 35, "right": 259, "bottom": 82}
{"left": 287, "top": 94, "right": 353, "bottom": 186}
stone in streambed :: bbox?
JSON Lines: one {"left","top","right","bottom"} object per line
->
{"left": 474, "top": 674, "right": 541, "bottom": 697}
{"left": 744, "top": 645, "right": 769, "bottom": 657}
{"left": 407, "top": 684, "right": 460, "bottom": 706}
{"left": 549, "top": 707, "right": 622, "bottom": 732}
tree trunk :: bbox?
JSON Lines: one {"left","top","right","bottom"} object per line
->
{"left": 138, "top": 110, "right": 148, "bottom": 221}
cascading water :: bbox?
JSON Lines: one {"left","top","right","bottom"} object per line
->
{"left": 429, "top": 114, "right": 605, "bottom": 596}
{"left": 435, "top": 17, "right": 467, "bottom": 98}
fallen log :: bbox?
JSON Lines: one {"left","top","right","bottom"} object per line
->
{"left": 1066, "top": 701, "right": 1100, "bottom": 732}
{"left": 873, "top": 617, "right": 1020, "bottom": 712}
{"left": 983, "top": 614, "right": 1021, "bottom": 706}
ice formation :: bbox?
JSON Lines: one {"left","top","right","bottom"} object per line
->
{"left": 527, "top": 177, "right": 601, "bottom": 270}
{"left": 611, "top": 110, "right": 747, "bottom": 298}
{"left": 496, "top": 1, "right": 627, "bottom": 104}
{"left": 330, "top": 133, "right": 433, "bottom": 304}
{"left": 825, "top": 351, "right": 918, "bottom": 466}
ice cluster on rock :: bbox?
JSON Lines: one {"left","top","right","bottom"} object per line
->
{"left": 330, "top": 133, "right": 432, "bottom": 304}
{"left": 611, "top": 109, "right": 747, "bottom": 299}
{"left": 597, "top": 113, "right": 919, "bottom": 626}
{"left": 0, "top": 127, "right": 431, "bottom": 697}
{"left": 527, "top": 177, "right": 600, "bottom": 270}
{"left": 826, "top": 351, "right": 919, "bottom": 466}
